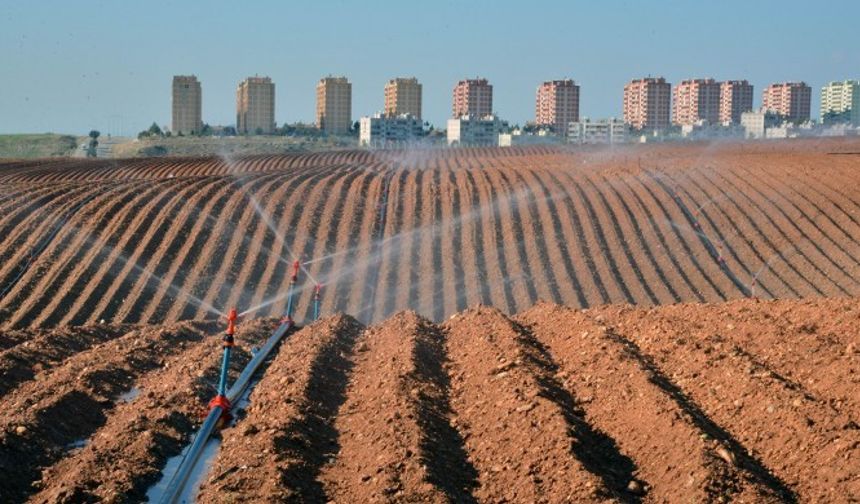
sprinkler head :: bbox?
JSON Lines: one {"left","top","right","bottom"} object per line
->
{"left": 226, "top": 307, "right": 238, "bottom": 335}
{"left": 291, "top": 260, "right": 300, "bottom": 282}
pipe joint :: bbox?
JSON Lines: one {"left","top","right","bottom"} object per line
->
{"left": 208, "top": 394, "right": 231, "bottom": 417}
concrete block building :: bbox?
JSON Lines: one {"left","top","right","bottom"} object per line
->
{"left": 452, "top": 78, "right": 493, "bottom": 118}
{"left": 568, "top": 118, "right": 629, "bottom": 144}
{"left": 316, "top": 76, "right": 353, "bottom": 135}
{"left": 762, "top": 82, "right": 811, "bottom": 123}
{"left": 447, "top": 115, "right": 505, "bottom": 146}
{"left": 236, "top": 76, "right": 275, "bottom": 134}
{"left": 720, "top": 80, "right": 754, "bottom": 125}
{"left": 360, "top": 113, "right": 424, "bottom": 147}
{"left": 384, "top": 77, "right": 422, "bottom": 120}
{"left": 623, "top": 77, "right": 671, "bottom": 131}
{"left": 172, "top": 75, "right": 203, "bottom": 135}
{"left": 821, "top": 80, "right": 860, "bottom": 125}
{"left": 672, "top": 78, "right": 721, "bottom": 126}
{"left": 535, "top": 79, "right": 580, "bottom": 136}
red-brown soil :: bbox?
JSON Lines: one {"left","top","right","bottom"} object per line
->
{"left": 0, "top": 299, "right": 855, "bottom": 502}
{"left": 2, "top": 140, "right": 860, "bottom": 329}
{"left": 0, "top": 320, "right": 271, "bottom": 503}
{"left": 196, "top": 314, "right": 362, "bottom": 502}
{"left": 201, "top": 298, "right": 856, "bottom": 503}
{"left": 1, "top": 140, "right": 859, "bottom": 502}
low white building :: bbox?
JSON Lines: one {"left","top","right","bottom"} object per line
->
{"left": 765, "top": 121, "right": 818, "bottom": 139}
{"left": 680, "top": 120, "right": 743, "bottom": 140}
{"left": 359, "top": 113, "right": 424, "bottom": 147}
{"left": 447, "top": 115, "right": 506, "bottom": 146}
{"left": 568, "top": 118, "right": 628, "bottom": 144}
{"left": 498, "top": 129, "right": 562, "bottom": 147}
{"left": 740, "top": 110, "right": 781, "bottom": 139}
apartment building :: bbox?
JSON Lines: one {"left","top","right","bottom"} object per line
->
{"left": 316, "top": 76, "right": 353, "bottom": 134}
{"left": 762, "top": 82, "right": 811, "bottom": 123}
{"left": 623, "top": 77, "right": 671, "bottom": 131}
{"left": 720, "top": 80, "right": 754, "bottom": 125}
{"left": 384, "top": 77, "right": 422, "bottom": 119}
{"left": 535, "top": 79, "right": 580, "bottom": 135}
{"left": 172, "top": 75, "right": 203, "bottom": 135}
{"left": 236, "top": 76, "right": 275, "bottom": 134}
{"left": 452, "top": 78, "right": 493, "bottom": 118}
{"left": 821, "top": 80, "right": 860, "bottom": 125}
{"left": 672, "top": 78, "right": 721, "bottom": 126}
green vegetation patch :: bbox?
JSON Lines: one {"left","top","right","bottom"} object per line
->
{"left": 0, "top": 134, "right": 78, "bottom": 159}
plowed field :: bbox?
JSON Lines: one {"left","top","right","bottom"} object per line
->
{"left": 2, "top": 140, "right": 859, "bottom": 502}
{"left": 2, "top": 299, "right": 856, "bottom": 502}
{"left": 2, "top": 140, "right": 860, "bottom": 328}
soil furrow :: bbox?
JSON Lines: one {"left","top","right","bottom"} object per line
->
{"left": 519, "top": 303, "right": 783, "bottom": 502}
{"left": 27, "top": 320, "right": 271, "bottom": 503}
{"left": 444, "top": 306, "right": 628, "bottom": 502}
{"left": 0, "top": 323, "right": 132, "bottom": 398}
{"left": 62, "top": 176, "right": 216, "bottom": 326}
{"left": 196, "top": 315, "right": 362, "bottom": 502}
{"left": 320, "top": 312, "right": 475, "bottom": 502}
{"left": 603, "top": 304, "right": 859, "bottom": 501}
{"left": 0, "top": 321, "right": 216, "bottom": 502}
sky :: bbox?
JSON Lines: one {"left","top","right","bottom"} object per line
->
{"left": 1, "top": 0, "right": 858, "bottom": 136}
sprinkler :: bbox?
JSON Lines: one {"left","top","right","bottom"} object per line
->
{"left": 717, "top": 245, "right": 727, "bottom": 266}
{"left": 208, "top": 307, "right": 238, "bottom": 422}
{"left": 283, "top": 260, "right": 300, "bottom": 324}
{"left": 313, "top": 284, "right": 322, "bottom": 320}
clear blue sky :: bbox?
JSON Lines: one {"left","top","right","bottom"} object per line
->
{"left": 1, "top": 0, "right": 858, "bottom": 135}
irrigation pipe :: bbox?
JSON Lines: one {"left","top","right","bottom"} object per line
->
{"left": 159, "top": 317, "right": 295, "bottom": 503}
{"left": 160, "top": 264, "right": 302, "bottom": 503}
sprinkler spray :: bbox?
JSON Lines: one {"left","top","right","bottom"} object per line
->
{"left": 209, "top": 307, "right": 238, "bottom": 421}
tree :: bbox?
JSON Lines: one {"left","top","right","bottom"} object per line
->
{"left": 86, "top": 130, "right": 100, "bottom": 158}
{"left": 137, "top": 122, "right": 164, "bottom": 139}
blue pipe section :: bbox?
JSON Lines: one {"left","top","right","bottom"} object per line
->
{"left": 285, "top": 280, "right": 296, "bottom": 321}
{"left": 217, "top": 347, "right": 231, "bottom": 396}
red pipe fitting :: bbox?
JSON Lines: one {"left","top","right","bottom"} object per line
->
{"left": 225, "top": 307, "right": 238, "bottom": 337}
{"left": 207, "top": 394, "right": 232, "bottom": 421}
{"left": 291, "top": 260, "right": 299, "bottom": 283}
